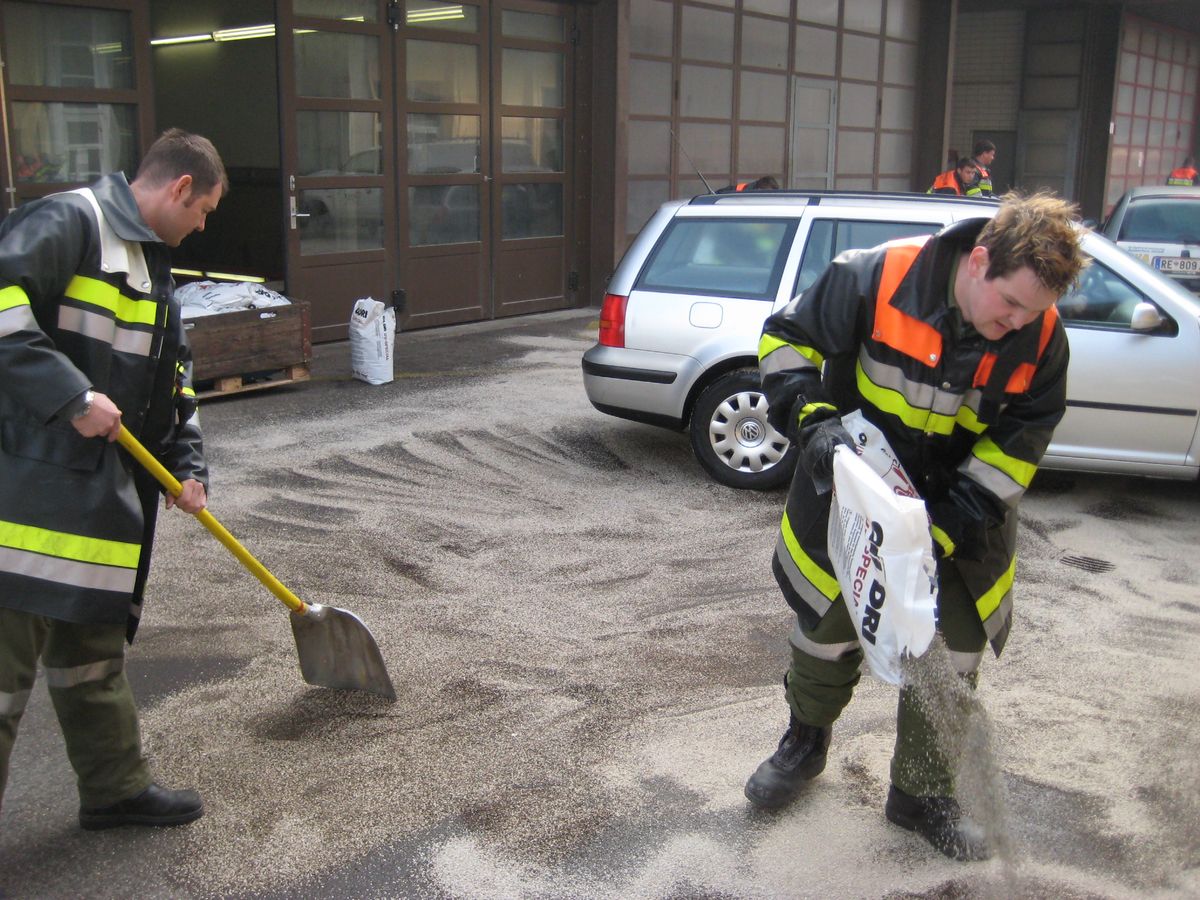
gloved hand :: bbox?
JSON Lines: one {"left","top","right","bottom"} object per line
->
{"left": 798, "top": 417, "right": 854, "bottom": 494}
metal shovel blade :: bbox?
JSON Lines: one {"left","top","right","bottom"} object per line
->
{"left": 289, "top": 603, "right": 397, "bottom": 701}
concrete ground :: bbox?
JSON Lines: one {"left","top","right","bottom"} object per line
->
{"left": 1, "top": 308, "right": 1198, "bottom": 899}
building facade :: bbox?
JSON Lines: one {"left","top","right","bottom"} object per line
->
{"left": 0, "top": 0, "right": 1196, "bottom": 342}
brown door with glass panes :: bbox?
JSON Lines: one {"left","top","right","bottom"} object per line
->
{"left": 279, "top": 0, "right": 574, "bottom": 338}
{"left": 401, "top": 0, "right": 573, "bottom": 327}
{"left": 278, "top": 1, "right": 394, "bottom": 342}
{"left": 0, "top": 0, "right": 153, "bottom": 219}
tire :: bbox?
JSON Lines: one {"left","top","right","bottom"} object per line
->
{"left": 689, "top": 368, "right": 797, "bottom": 490}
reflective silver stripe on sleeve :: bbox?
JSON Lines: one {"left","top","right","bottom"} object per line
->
{"left": 44, "top": 657, "right": 123, "bottom": 689}
{"left": 789, "top": 619, "right": 859, "bottom": 662}
{"left": 945, "top": 648, "right": 985, "bottom": 675}
{"left": 858, "top": 349, "right": 965, "bottom": 418}
{"left": 760, "top": 344, "right": 815, "bottom": 377}
{"left": 774, "top": 536, "right": 835, "bottom": 619}
{"left": 0, "top": 547, "right": 138, "bottom": 593}
{"left": 0, "top": 688, "right": 33, "bottom": 717}
{"left": 57, "top": 305, "right": 154, "bottom": 356}
{"left": 960, "top": 455, "right": 1026, "bottom": 507}
{"left": 0, "top": 304, "right": 37, "bottom": 339}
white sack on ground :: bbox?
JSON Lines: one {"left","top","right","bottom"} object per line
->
{"left": 349, "top": 297, "right": 396, "bottom": 385}
{"left": 827, "top": 444, "right": 938, "bottom": 685}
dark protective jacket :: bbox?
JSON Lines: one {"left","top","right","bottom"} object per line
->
{"left": 758, "top": 219, "right": 1068, "bottom": 655}
{"left": 970, "top": 160, "right": 994, "bottom": 197}
{"left": 1166, "top": 166, "right": 1198, "bottom": 186}
{"left": 0, "top": 173, "right": 206, "bottom": 638}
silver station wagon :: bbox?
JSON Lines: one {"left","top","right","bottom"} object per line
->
{"left": 582, "top": 191, "right": 1200, "bottom": 490}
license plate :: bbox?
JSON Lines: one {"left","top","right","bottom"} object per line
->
{"left": 1154, "top": 256, "right": 1200, "bottom": 275}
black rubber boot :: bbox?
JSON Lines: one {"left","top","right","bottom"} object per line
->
{"left": 79, "top": 783, "right": 204, "bottom": 830}
{"left": 744, "top": 716, "right": 832, "bottom": 809}
{"left": 885, "top": 784, "right": 991, "bottom": 861}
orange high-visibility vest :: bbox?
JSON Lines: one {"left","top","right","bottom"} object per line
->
{"left": 1167, "top": 166, "right": 1198, "bottom": 186}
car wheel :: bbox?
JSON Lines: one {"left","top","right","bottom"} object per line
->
{"left": 689, "top": 369, "right": 796, "bottom": 490}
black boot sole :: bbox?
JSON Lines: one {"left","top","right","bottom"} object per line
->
{"left": 79, "top": 806, "right": 204, "bottom": 830}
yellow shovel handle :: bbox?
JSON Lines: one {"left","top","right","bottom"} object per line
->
{"left": 116, "top": 426, "right": 308, "bottom": 616}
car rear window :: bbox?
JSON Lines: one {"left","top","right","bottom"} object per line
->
{"left": 1117, "top": 199, "right": 1200, "bottom": 243}
{"left": 635, "top": 218, "right": 799, "bottom": 300}
{"left": 795, "top": 219, "right": 942, "bottom": 295}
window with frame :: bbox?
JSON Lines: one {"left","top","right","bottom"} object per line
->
{"left": 794, "top": 218, "right": 940, "bottom": 295}
{"left": 1056, "top": 257, "right": 1172, "bottom": 331}
{"left": 0, "top": 0, "right": 149, "bottom": 204}
{"left": 636, "top": 218, "right": 799, "bottom": 299}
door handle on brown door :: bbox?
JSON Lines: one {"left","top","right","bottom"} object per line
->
{"left": 289, "top": 195, "right": 311, "bottom": 230}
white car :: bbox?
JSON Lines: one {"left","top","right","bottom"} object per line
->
{"left": 583, "top": 190, "right": 1200, "bottom": 489}
{"left": 1102, "top": 185, "right": 1200, "bottom": 295}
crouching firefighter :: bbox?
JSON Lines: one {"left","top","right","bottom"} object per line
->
{"left": 0, "top": 129, "right": 226, "bottom": 829}
{"left": 745, "top": 192, "right": 1085, "bottom": 860}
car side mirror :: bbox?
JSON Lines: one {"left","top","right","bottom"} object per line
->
{"left": 1130, "top": 302, "right": 1165, "bottom": 331}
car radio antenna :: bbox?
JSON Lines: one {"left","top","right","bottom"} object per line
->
{"left": 670, "top": 128, "right": 715, "bottom": 194}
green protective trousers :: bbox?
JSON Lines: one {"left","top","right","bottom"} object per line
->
{"left": 784, "top": 562, "right": 987, "bottom": 798}
{"left": 0, "top": 607, "right": 151, "bottom": 810}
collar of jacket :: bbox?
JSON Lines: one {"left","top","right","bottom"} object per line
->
{"left": 89, "top": 172, "right": 161, "bottom": 245}
{"left": 888, "top": 217, "right": 984, "bottom": 326}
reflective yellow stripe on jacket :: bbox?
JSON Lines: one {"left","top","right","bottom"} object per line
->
{"left": 65, "top": 275, "right": 158, "bottom": 326}
{"left": 855, "top": 356, "right": 986, "bottom": 437}
{"left": 977, "top": 554, "right": 1017, "bottom": 631}
{"left": 0, "top": 519, "right": 141, "bottom": 593}
{"left": 59, "top": 275, "right": 159, "bottom": 356}
{"left": 962, "top": 436, "right": 1036, "bottom": 507}
{"left": 775, "top": 510, "right": 840, "bottom": 618}
{"left": 758, "top": 333, "right": 822, "bottom": 376}
{"left": 0, "top": 285, "right": 37, "bottom": 338}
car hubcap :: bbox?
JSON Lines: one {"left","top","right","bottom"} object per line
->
{"left": 710, "top": 390, "right": 790, "bottom": 473}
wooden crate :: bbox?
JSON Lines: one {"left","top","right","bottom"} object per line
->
{"left": 184, "top": 300, "right": 312, "bottom": 398}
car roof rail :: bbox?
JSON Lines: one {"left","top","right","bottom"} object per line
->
{"left": 687, "top": 189, "right": 1001, "bottom": 207}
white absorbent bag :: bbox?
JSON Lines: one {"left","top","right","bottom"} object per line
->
{"left": 827, "top": 440, "right": 938, "bottom": 685}
{"left": 349, "top": 298, "right": 396, "bottom": 385}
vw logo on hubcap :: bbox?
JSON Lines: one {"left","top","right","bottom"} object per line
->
{"left": 737, "top": 418, "right": 764, "bottom": 446}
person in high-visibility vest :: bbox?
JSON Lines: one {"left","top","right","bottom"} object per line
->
{"left": 749, "top": 193, "right": 1086, "bottom": 861}
{"left": 0, "top": 130, "right": 226, "bottom": 831}
{"left": 1167, "top": 155, "right": 1198, "bottom": 186}
{"left": 970, "top": 139, "right": 997, "bottom": 197}
{"left": 927, "top": 157, "right": 981, "bottom": 196}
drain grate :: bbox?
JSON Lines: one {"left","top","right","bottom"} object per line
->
{"left": 1060, "top": 554, "right": 1115, "bottom": 574}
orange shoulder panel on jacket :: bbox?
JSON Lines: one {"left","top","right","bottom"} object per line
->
{"left": 872, "top": 240, "right": 943, "bottom": 367}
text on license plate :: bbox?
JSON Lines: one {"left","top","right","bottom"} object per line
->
{"left": 1154, "top": 256, "right": 1200, "bottom": 275}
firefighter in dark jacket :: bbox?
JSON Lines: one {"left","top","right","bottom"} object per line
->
{"left": 0, "top": 129, "right": 226, "bottom": 829}
{"left": 746, "top": 193, "right": 1085, "bottom": 860}
{"left": 970, "top": 139, "right": 997, "bottom": 197}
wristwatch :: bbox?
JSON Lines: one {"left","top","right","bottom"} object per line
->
{"left": 72, "top": 389, "right": 96, "bottom": 420}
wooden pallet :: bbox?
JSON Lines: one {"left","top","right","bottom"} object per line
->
{"left": 196, "top": 364, "right": 311, "bottom": 399}
{"left": 186, "top": 300, "right": 313, "bottom": 400}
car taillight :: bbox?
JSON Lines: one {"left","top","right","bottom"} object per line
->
{"left": 598, "top": 293, "right": 628, "bottom": 347}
